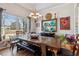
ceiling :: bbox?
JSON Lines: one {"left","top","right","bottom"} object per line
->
{"left": 0, "top": 3, "right": 64, "bottom": 17}
{"left": 18, "top": 3, "right": 64, "bottom": 11}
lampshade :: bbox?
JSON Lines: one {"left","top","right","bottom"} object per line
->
{"left": 29, "top": 9, "right": 42, "bottom": 19}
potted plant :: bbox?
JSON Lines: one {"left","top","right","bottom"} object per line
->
{"left": 59, "top": 34, "right": 68, "bottom": 48}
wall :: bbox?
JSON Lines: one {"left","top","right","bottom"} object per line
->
{"left": 30, "top": 18, "right": 37, "bottom": 32}
{"left": 78, "top": 7, "right": 79, "bottom": 34}
{"left": 36, "top": 17, "right": 43, "bottom": 33}
{"left": 36, "top": 4, "right": 77, "bottom": 35}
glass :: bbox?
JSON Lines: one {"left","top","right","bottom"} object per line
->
{"left": 1, "top": 11, "right": 28, "bottom": 40}
{"left": 2, "top": 12, "right": 17, "bottom": 40}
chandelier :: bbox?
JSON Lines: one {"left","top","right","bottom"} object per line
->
{"left": 29, "top": 9, "right": 42, "bottom": 19}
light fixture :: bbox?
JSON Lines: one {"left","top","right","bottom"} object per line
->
{"left": 29, "top": 9, "right": 42, "bottom": 19}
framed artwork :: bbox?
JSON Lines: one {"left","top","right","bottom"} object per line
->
{"left": 60, "top": 16, "right": 70, "bottom": 30}
{"left": 42, "top": 19, "right": 57, "bottom": 32}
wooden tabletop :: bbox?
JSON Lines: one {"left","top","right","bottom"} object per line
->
{"left": 22, "top": 37, "right": 61, "bottom": 49}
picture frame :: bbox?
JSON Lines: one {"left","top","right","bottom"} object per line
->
{"left": 60, "top": 16, "right": 70, "bottom": 30}
{"left": 42, "top": 19, "right": 57, "bottom": 32}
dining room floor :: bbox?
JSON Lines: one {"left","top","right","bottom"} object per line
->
{"left": 0, "top": 47, "right": 34, "bottom": 56}
{"left": 0, "top": 46, "right": 78, "bottom": 56}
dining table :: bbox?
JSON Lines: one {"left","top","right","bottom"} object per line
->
{"left": 21, "top": 36, "right": 61, "bottom": 56}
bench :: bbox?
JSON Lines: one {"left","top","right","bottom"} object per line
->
{"left": 16, "top": 42, "right": 41, "bottom": 56}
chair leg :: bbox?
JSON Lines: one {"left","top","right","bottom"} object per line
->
{"left": 76, "top": 49, "right": 79, "bottom": 56}
{"left": 53, "top": 50, "right": 57, "bottom": 56}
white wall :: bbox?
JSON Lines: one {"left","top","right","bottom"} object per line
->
{"left": 36, "top": 17, "right": 43, "bottom": 33}
{"left": 36, "top": 4, "right": 76, "bottom": 35}
{"left": 78, "top": 7, "right": 79, "bottom": 34}
{"left": 30, "top": 18, "right": 36, "bottom": 32}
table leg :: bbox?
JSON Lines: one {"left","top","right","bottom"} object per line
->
{"left": 53, "top": 50, "right": 57, "bottom": 56}
{"left": 11, "top": 43, "right": 15, "bottom": 56}
{"left": 76, "top": 48, "right": 79, "bottom": 56}
{"left": 40, "top": 44, "right": 46, "bottom": 56}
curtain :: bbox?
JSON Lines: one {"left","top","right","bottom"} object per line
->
{"left": 0, "top": 8, "right": 3, "bottom": 41}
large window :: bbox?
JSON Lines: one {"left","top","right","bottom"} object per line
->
{"left": 1, "top": 11, "right": 27, "bottom": 40}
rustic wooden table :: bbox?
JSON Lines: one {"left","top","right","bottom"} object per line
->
{"left": 22, "top": 37, "right": 60, "bottom": 56}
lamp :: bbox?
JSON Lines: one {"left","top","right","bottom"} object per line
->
{"left": 29, "top": 9, "right": 42, "bottom": 19}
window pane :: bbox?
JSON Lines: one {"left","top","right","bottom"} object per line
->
{"left": 2, "top": 12, "right": 17, "bottom": 40}
{"left": 2, "top": 11, "right": 28, "bottom": 40}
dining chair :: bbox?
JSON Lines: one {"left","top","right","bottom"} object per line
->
{"left": 51, "top": 34, "right": 75, "bottom": 56}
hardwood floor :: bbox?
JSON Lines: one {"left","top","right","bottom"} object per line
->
{"left": 0, "top": 47, "right": 34, "bottom": 56}
{"left": 0, "top": 46, "right": 78, "bottom": 56}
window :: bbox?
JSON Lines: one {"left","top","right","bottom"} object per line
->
{"left": 1, "top": 11, "right": 27, "bottom": 40}
{"left": 2, "top": 11, "right": 17, "bottom": 40}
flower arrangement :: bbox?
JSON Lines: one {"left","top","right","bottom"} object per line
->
{"left": 65, "top": 34, "right": 76, "bottom": 42}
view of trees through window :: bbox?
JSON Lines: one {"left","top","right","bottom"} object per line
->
{"left": 1, "top": 11, "right": 27, "bottom": 40}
